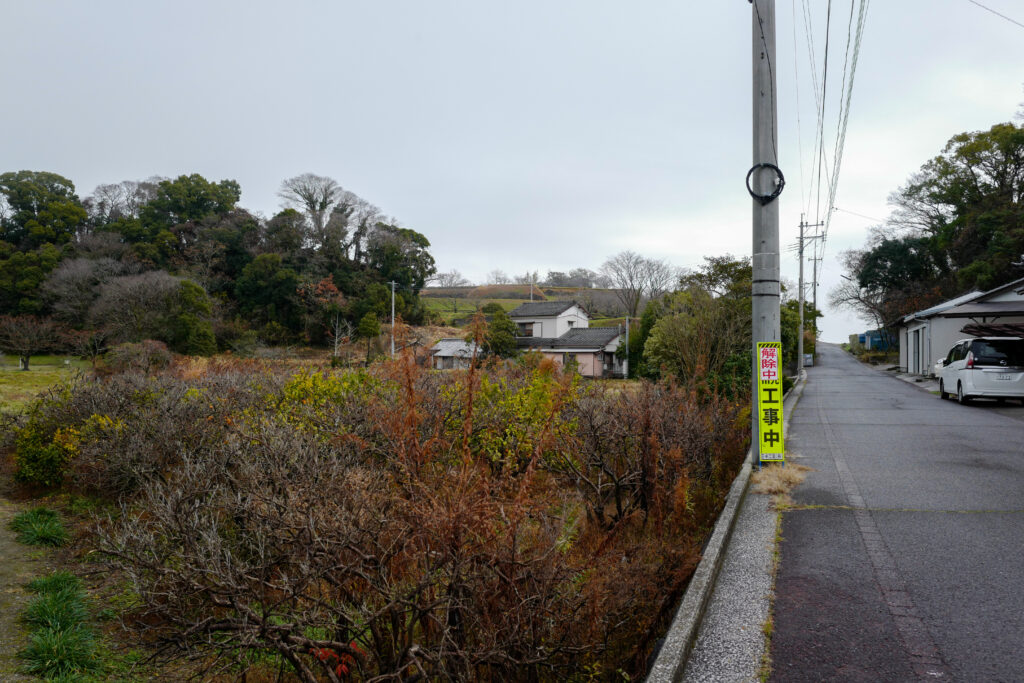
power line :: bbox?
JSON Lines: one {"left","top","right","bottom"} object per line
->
{"left": 815, "top": 0, "right": 833, "bottom": 226}
{"left": 820, "top": 0, "right": 870, "bottom": 265}
{"left": 833, "top": 206, "right": 883, "bottom": 223}
{"left": 966, "top": 0, "right": 1024, "bottom": 30}
{"left": 791, "top": 0, "right": 808, "bottom": 210}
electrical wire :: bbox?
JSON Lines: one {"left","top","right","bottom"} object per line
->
{"left": 753, "top": 0, "right": 779, "bottom": 163}
{"left": 791, "top": 0, "right": 808, "bottom": 211}
{"left": 819, "top": 0, "right": 870, "bottom": 270}
{"left": 833, "top": 206, "right": 883, "bottom": 224}
{"left": 966, "top": 0, "right": 1024, "bottom": 30}
{"left": 815, "top": 0, "right": 833, "bottom": 227}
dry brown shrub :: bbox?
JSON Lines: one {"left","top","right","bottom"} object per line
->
{"left": 83, "top": 343, "right": 749, "bottom": 681}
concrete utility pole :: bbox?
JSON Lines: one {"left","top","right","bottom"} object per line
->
{"left": 389, "top": 281, "right": 397, "bottom": 357}
{"left": 811, "top": 253, "right": 821, "bottom": 312}
{"left": 751, "top": 0, "right": 781, "bottom": 465}
{"left": 798, "top": 215, "right": 824, "bottom": 376}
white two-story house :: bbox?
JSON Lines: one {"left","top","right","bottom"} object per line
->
{"left": 507, "top": 301, "right": 624, "bottom": 378}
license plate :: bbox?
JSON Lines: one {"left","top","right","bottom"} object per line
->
{"left": 996, "top": 374, "right": 1012, "bottom": 380}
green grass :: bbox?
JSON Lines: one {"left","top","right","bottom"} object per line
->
{"left": 27, "top": 571, "right": 83, "bottom": 594}
{"left": 422, "top": 297, "right": 537, "bottom": 325}
{"left": 19, "top": 625, "right": 99, "bottom": 679}
{"left": 18, "top": 568, "right": 100, "bottom": 680}
{"left": 0, "top": 354, "right": 85, "bottom": 413}
{"left": 22, "top": 586, "right": 89, "bottom": 631}
{"left": 19, "top": 571, "right": 148, "bottom": 682}
{"left": 10, "top": 507, "right": 69, "bottom": 547}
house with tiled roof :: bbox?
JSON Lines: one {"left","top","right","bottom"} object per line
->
{"left": 509, "top": 301, "right": 624, "bottom": 378}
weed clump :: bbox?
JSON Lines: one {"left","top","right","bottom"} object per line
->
{"left": 10, "top": 506, "right": 69, "bottom": 546}
{"left": 18, "top": 571, "right": 98, "bottom": 679}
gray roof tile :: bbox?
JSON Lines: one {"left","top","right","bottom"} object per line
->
{"left": 508, "top": 301, "right": 577, "bottom": 318}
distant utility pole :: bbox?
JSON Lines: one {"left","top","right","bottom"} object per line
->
{"left": 389, "top": 281, "right": 397, "bottom": 357}
{"left": 624, "top": 315, "right": 630, "bottom": 379}
{"left": 750, "top": 0, "right": 782, "bottom": 466}
{"left": 798, "top": 215, "right": 824, "bottom": 375}
{"left": 811, "top": 253, "right": 822, "bottom": 312}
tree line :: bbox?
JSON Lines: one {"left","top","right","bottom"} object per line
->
{"left": 0, "top": 171, "right": 436, "bottom": 362}
{"left": 831, "top": 120, "right": 1024, "bottom": 333}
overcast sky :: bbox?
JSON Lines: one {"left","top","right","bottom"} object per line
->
{"left": 3, "top": 0, "right": 1022, "bottom": 341}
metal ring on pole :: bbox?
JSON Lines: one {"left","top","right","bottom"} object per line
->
{"left": 746, "top": 163, "right": 785, "bottom": 205}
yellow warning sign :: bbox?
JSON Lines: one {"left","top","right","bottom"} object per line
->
{"left": 757, "top": 342, "right": 784, "bottom": 462}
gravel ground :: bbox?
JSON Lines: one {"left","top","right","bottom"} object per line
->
{"left": 0, "top": 497, "right": 45, "bottom": 681}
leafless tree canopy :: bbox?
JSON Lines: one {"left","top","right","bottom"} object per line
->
{"left": 89, "top": 271, "right": 183, "bottom": 342}
{"left": 434, "top": 270, "right": 471, "bottom": 288}
{"left": 42, "top": 257, "right": 131, "bottom": 326}
{"left": 84, "top": 178, "right": 162, "bottom": 223}
{"left": 512, "top": 270, "right": 538, "bottom": 285}
{"left": 600, "top": 251, "right": 675, "bottom": 317}
{"left": 278, "top": 173, "right": 344, "bottom": 245}
{"left": 0, "top": 315, "right": 66, "bottom": 370}
{"left": 486, "top": 269, "right": 510, "bottom": 285}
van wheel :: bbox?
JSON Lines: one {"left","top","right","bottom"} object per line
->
{"left": 957, "top": 383, "right": 970, "bottom": 405}
{"left": 939, "top": 380, "right": 948, "bottom": 400}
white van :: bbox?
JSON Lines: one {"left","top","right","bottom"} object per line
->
{"left": 938, "top": 337, "right": 1024, "bottom": 404}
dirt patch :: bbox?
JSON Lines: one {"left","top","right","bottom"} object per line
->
{"left": 0, "top": 497, "right": 49, "bottom": 681}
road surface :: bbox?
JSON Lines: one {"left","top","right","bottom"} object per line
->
{"left": 769, "top": 343, "right": 1024, "bottom": 681}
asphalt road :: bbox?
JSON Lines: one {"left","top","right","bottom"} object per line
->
{"left": 769, "top": 343, "right": 1024, "bottom": 682}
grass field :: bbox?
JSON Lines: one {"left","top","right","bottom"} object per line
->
{"left": 423, "top": 297, "right": 534, "bottom": 325}
{"left": 1, "top": 355, "right": 87, "bottom": 414}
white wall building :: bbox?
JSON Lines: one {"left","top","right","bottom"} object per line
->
{"left": 506, "top": 301, "right": 588, "bottom": 338}
{"left": 898, "top": 277, "right": 1024, "bottom": 376}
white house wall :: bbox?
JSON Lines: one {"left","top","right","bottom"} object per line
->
{"left": 553, "top": 306, "right": 589, "bottom": 337}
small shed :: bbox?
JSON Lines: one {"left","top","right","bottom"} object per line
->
{"left": 430, "top": 338, "right": 479, "bottom": 370}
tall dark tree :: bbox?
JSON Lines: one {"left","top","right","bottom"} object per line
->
{"left": 0, "top": 171, "right": 87, "bottom": 249}
{"left": 364, "top": 224, "right": 436, "bottom": 293}
{"left": 140, "top": 174, "right": 241, "bottom": 229}
{"left": 889, "top": 121, "right": 1024, "bottom": 291}
{"left": 834, "top": 121, "right": 1023, "bottom": 330}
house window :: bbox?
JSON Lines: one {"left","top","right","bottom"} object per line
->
{"left": 567, "top": 320, "right": 574, "bottom": 328}
{"left": 517, "top": 322, "right": 534, "bottom": 337}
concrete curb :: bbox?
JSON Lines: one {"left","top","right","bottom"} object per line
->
{"left": 646, "top": 371, "right": 807, "bottom": 683}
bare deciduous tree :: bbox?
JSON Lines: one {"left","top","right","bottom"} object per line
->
{"left": 600, "top": 251, "right": 675, "bottom": 317}
{"left": 486, "top": 269, "right": 510, "bottom": 285}
{"left": 0, "top": 315, "right": 66, "bottom": 370}
{"left": 42, "top": 257, "right": 129, "bottom": 326}
{"left": 644, "top": 258, "right": 677, "bottom": 300}
{"left": 434, "top": 270, "right": 471, "bottom": 288}
{"left": 89, "top": 271, "right": 183, "bottom": 343}
{"left": 85, "top": 178, "right": 162, "bottom": 223}
{"left": 278, "top": 173, "right": 343, "bottom": 247}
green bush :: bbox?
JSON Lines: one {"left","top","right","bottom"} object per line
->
{"left": 13, "top": 383, "right": 77, "bottom": 487}
{"left": 10, "top": 507, "right": 68, "bottom": 546}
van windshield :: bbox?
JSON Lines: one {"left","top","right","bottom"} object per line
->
{"left": 970, "top": 339, "right": 1024, "bottom": 366}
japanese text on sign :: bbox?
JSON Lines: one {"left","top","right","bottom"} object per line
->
{"left": 757, "top": 342, "right": 784, "bottom": 462}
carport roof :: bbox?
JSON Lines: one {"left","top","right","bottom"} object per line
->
{"left": 941, "top": 301, "right": 1024, "bottom": 318}
{"left": 960, "top": 322, "right": 1024, "bottom": 337}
